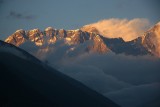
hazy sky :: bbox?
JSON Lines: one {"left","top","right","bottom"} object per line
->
{"left": 0, "top": 0, "right": 160, "bottom": 40}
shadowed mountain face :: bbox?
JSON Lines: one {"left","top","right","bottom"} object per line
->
{"left": 0, "top": 40, "right": 120, "bottom": 107}
{"left": 4, "top": 22, "right": 160, "bottom": 57}
{"left": 101, "top": 36, "right": 149, "bottom": 55}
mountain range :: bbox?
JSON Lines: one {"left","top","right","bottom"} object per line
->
{"left": 5, "top": 22, "right": 160, "bottom": 57}
{"left": 1, "top": 21, "right": 160, "bottom": 107}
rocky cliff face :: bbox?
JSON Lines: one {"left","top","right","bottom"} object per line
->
{"left": 5, "top": 22, "right": 160, "bottom": 57}
{"left": 142, "top": 22, "right": 160, "bottom": 57}
{"left": 5, "top": 29, "right": 26, "bottom": 46}
{"left": 5, "top": 27, "right": 109, "bottom": 54}
{"left": 82, "top": 22, "right": 160, "bottom": 57}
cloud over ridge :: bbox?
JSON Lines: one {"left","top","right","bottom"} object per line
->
{"left": 84, "top": 18, "right": 151, "bottom": 41}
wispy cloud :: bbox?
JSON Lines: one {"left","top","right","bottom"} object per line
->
{"left": 83, "top": 18, "right": 151, "bottom": 41}
{"left": 106, "top": 83, "right": 160, "bottom": 107}
{"left": 7, "top": 11, "right": 36, "bottom": 20}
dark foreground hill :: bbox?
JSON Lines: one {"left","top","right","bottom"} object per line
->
{"left": 0, "top": 40, "right": 120, "bottom": 107}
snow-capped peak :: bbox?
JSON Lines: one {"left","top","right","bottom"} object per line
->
{"left": 15, "top": 29, "right": 25, "bottom": 33}
{"left": 142, "top": 22, "right": 160, "bottom": 57}
{"left": 29, "top": 28, "right": 40, "bottom": 33}
{"left": 45, "top": 27, "right": 54, "bottom": 31}
{"left": 156, "top": 22, "right": 160, "bottom": 26}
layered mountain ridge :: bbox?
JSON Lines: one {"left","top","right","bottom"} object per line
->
{"left": 5, "top": 22, "right": 160, "bottom": 57}
{"left": 5, "top": 27, "right": 109, "bottom": 54}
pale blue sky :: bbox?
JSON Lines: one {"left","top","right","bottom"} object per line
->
{"left": 0, "top": 0, "right": 159, "bottom": 40}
